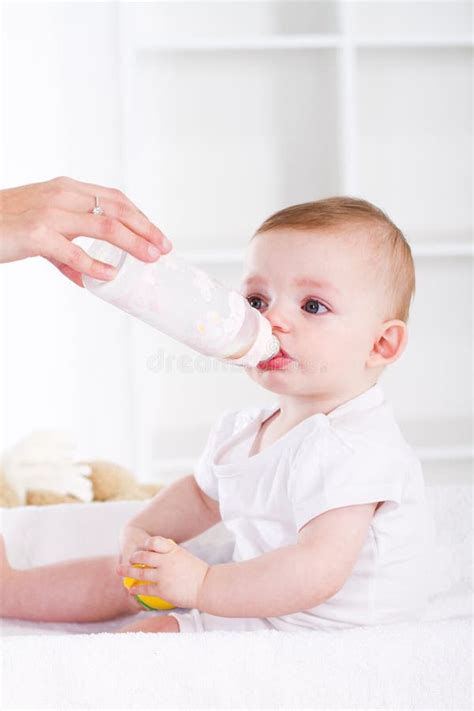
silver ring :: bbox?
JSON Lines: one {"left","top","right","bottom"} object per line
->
{"left": 91, "top": 195, "right": 104, "bottom": 216}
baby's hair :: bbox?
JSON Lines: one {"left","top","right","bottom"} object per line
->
{"left": 252, "top": 196, "right": 415, "bottom": 323}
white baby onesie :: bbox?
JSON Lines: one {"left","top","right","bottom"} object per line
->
{"left": 179, "top": 381, "right": 436, "bottom": 634}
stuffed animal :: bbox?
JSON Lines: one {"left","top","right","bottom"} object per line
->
{"left": 0, "top": 431, "right": 163, "bottom": 507}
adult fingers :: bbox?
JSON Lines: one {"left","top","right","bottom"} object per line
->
{"left": 47, "top": 176, "right": 147, "bottom": 217}
{"left": 40, "top": 229, "right": 118, "bottom": 281}
{"left": 46, "top": 257, "right": 85, "bottom": 287}
{"left": 42, "top": 208, "right": 170, "bottom": 264}
{"left": 42, "top": 176, "right": 171, "bottom": 251}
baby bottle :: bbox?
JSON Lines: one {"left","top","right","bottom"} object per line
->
{"left": 82, "top": 240, "right": 280, "bottom": 367}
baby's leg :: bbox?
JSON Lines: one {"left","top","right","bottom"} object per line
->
{"left": 0, "top": 534, "right": 142, "bottom": 623}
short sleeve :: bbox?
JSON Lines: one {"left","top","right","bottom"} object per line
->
{"left": 192, "top": 410, "right": 235, "bottom": 502}
{"left": 288, "top": 426, "right": 406, "bottom": 533}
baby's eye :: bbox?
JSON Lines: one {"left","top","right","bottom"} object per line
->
{"left": 247, "top": 296, "right": 265, "bottom": 310}
{"left": 303, "top": 299, "right": 328, "bottom": 315}
{"left": 247, "top": 295, "right": 329, "bottom": 315}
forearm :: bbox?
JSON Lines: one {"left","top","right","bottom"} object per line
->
{"left": 0, "top": 186, "right": 19, "bottom": 212}
{"left": 198, "top": 543, "right": 337, "bottom": 618}
{"left": 125, "top": 474, "right": 220, "bottom": 545}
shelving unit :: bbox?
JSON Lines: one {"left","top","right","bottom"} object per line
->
{"left": 176, "top": 240, "right": 473, "bottom": 265}
{"left": 134, "top": 35, "right": 474, "bottom": 51}
{"left": 116, "top": 1, "right": 472, "bottom": 484}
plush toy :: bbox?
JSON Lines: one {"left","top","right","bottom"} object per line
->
{"left": 0, "top": 431, "right": 163, "bottom": 507}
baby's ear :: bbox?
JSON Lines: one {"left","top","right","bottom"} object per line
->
{"left": 367, "top": 320, "right": 408, "bottom": 367}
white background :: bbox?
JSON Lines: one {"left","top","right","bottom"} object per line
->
{"left": 0, "top": 0, "right": 472, "bottom": 486}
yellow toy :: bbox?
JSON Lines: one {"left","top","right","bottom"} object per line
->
{"left": 122, "top": 539, "right": 176, "bottom": 610}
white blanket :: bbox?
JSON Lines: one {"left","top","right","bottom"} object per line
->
{"left": 1, "top": 483, "right": 472, "bottom": 709}
{"left": 2, "top": 618, "right": 470, "bottom": 709}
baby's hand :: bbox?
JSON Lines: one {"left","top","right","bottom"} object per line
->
{"left": 117, "top": 524, "right": 150, "bottom": 569}
{"left": 116, "top": 536, "right": 210, "bottom": 610}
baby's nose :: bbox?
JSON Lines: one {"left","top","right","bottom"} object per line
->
{"left": 264, "top": 307, "right": 291, "bottom": 332}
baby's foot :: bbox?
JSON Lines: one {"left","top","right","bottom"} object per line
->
{"left": 114, "top": 614, "right": 180, "bottom": 634}
{"left": 0, "top": 534, "right": 15, "bottom": 614}
{"left": 0, "top": 534, "right": 13, "bottom": 587}
{"left": 0, "top": 534, "right": 13, "bottom": 575}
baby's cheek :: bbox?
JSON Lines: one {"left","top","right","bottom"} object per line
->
{"left": 303, "top": 356, "right": 330, "bottom": 376}
{"left": 299, "top": 338, "right": 328, "bottom": 372}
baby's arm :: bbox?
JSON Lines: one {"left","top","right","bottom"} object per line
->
{"left": 197, "top": 502, "right": 377, "bottom": 618}
{"left": 123, "top": 474, "right": 221, "bottom": 547}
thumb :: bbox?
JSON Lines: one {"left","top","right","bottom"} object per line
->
{"left": 119, "top": 544, "right": 137, "bottom": 566}
{"left": 147, "top": 537, "right": 177, "bottom": 553}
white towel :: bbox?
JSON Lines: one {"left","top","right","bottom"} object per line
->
{"left": 1, "top": 618, "right": 471, "bottom": 709}
{"left": 1, "top": 483, "right": 472, "bottom": 709}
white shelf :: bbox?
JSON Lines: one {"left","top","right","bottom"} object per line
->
{"left": 355, "top": 37, "right": 474, "bottom": 49}
{"left": 176, "top": 242, "right": 473, "bottom": 265}
{"left": 415, "top": 446, "right": 474, "bottom": 462}
{"left": 137, "top": 36, "right": 473, "bottom": 53}
{"left": 410, "top": 242, "right": 473, "bottom": 257}
{"left": 139, "top": 35, "right": 343, "bottom": 52}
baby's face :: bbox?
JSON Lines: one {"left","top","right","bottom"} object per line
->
{"left": 239, "top": 226, "right": 389, "bottom": 399}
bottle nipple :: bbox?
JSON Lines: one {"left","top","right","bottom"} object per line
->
{"left": 259, "top": 334, "right": 281, "bottom": 362}
{"left": 226, "top": 331, "right": 280, "bottom": 366}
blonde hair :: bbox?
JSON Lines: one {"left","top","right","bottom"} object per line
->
{"left": 252, "top": 196, "right": 415, "bottom": 322}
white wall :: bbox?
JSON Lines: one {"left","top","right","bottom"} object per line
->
{"left": 0, "top": 1, "right": 472, "bottom": 485}
{"left": 0, "top": 1, "right": 135, "bottom": 467}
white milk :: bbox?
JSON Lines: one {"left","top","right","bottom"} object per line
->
{"left": 83, "top": 241, "right": 280, "bottom": 367}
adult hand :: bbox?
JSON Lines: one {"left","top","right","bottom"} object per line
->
{"left": 0, "top": 176, "right": 173, "bottom": 286}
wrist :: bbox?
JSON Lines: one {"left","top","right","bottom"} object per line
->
{"left": 120, "top": 523, "right": 149, "bottom": 546}
{"left": 0, "top": 213, "right": 34, "bottom": 263}
{"left": 124, "top": 522, "right": 149, "bottom": 534}
{"left": 196, "top": 563, "right": 213, "bottom": 612}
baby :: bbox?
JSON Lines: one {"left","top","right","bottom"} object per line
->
{"left": 0, "top": 196, "right": 435, "bottom": 634}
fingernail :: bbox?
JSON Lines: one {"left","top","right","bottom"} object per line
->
{"left": 162, "top": 237, "right": 172, "bottom": 251}
{"left": 147, "top": 244, "right": 160, "bottom": 259}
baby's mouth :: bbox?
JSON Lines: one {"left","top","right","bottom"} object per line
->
{"left": 257, "top": 346, "right": 295, "bottom": 371}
